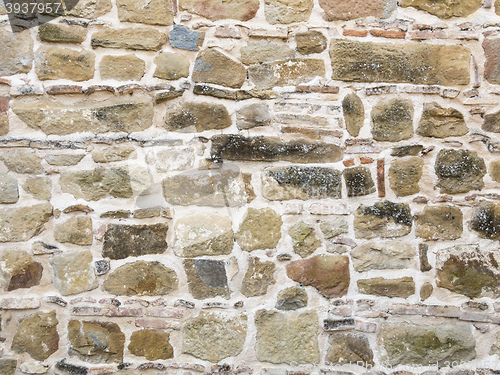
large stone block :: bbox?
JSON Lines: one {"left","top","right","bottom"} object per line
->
{"left": 435, "top": 149, "right": 486, "bottom": 194}
{"left": 242, "top": 257, "right": 275, "bottom": 297}
{"left": 240, "top": 40, "right": 294, "bottom": 65}
{"left": 178, "top": 0, "right": 259, "bottom": 21}
{"left": 319, "top": 0, "right": 395, "bottom": 20}
{"left": 0, "top": 204, "right": 52, "bottom": 242}
{"left": 116, "top": 0, "right": 173, "bottom": 25}
{"left": 193, "top": 49, "right": 246, "bottom": 88}
{"left": 38, "top": 23, "right": 87, "bottom": 43}
{"left": 289, "top": 221, "right": 320, "bottom": 258}
{"left": 1, "top": 150, "right": 43, "bottom": 174}
{"left": 354, "top": 201, "right": 412, "bottom": 239}
{"left": 343, "top": 166, "right": 376, "bottom": 197}
{"left": 0, "top": 172, "right": 18, "bottom": 204}
{"left": 416, "top": 102, "right": 468, "bottom": 138}
{"left": 326, "top": 333, "right": 374, "bottom": 365}
{"left": 154, "top": 52, "right": 190, "bottom": 80}
{"left": 91, "top": 28, "right": 166, "bottom": 51}
{"left": 23, "top": 176, "right": 51, "bottom": 201}
{"left": 415, "top": 205, "right": 463, "bottom": 240}
{"left": 264, "top": 0, "right": 313, "bottom": 24}
{"left": 50, "top": 249, "right": 97, "bottom": 296}
{"left": 0, "top": 29, "right": 33, "bottom": 76}
{"left": 100, "top": 55, "right": 145, "bottom": 81}
{"left": 236, "top": 208, "right": 282, "bottom": 251}
{"left": 128, "top": 330, "right": 173, "bottom": 360}
{"left": 164, "top": 102, "right": 231, "bottom": 132}
{"left": 371, "top": 98, "right": 413, "bottom": 142}
{"left": 54, "top": 216, "right": 93, "bottom": 246}
{"left": 389, "top": 157, "right": 423, "bottom": 197}
{"left": 400, "top": 0, "right": 481, "bottom": 18}
{"left": 66, "top": 0, "right": 112, "bottom": 18}
{"left": 169, "top": 24, "right": 204, "bottom": 51}
{"left": 0, "top": 250, "right": 42, "bottom": 291}
{"left": 249, "top": 59, "right": 325, "bottom": 89}
{"left": 351, "top": 240, "right": 416, "bottom": 272}
{"left": 470, "top": 201, "right": 500, "bottom": 240}
{"left": 184, "top": 259, "right": 230, "bottom": 299}
{"left": 358, "top": 277, "right": 415, "bottom": 298}
{"left": 35, "top": 47, "right": 95, "bottom": 81}
{"left": 296, "top": 30, "right": 327, "bottom": 55}
{"left": 483, "top": 108, "right": 500, "bottom": 133}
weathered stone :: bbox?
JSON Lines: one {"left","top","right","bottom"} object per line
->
{"left": 342, "top": 93, "right": 364, "bottom": 137}
{"left": 470, "top": 201, "right": 500, "bottom": 241}
{"left": 490, "top": 333, "right": 500, "bottom": 356}
{"left": 400, "top": 0, "right": 481, "bottom": 18}
{"left": 50, "top": 249, "right": 97, "bottom": 296}
{"left": 484, "top": 38, "right": 500, "bottom": 85}
{"left": 483, "top": 108, "right": 500, "bottom": 133}
{"left": 116, "top": 0, "right": 173, "bottom": 25}
{"left": 60, "top": 167, "right": 133, "bottom": 200}
{"left": 354, "top": 201, "right": 412, "bottom": 239}
{"left": 92, "top": 144, "right": 136, "bottom": 163}
{"left": 12, "top": 311, "right": 59, "bottom": 361}
{"left": 54, "top": 360, "right": 88, "bottom": 375}
{"left": 154, "top": 52, "right": 190, "bottom": 80}
{"left": 211, "top": 135, "right": 343, "bottom": 163}
{"left": 0, "top": 30, "right": 33, "bottom": 76}
{"left": 249, "top": 59, "right": 325, "bottom": 89}
{"left": 264, "top": 0, "right": 313, "bottom": 24}
{"left": 351, "top": 240, "right": 416, "bottom": 272}
{"left": 103, "top": 261, "right": 178, "bottom": 296}
{"left": 240, "top": 40, "right": 294, "bottom": 65}
{"left": 242, "top": 257, "right": 275, "bottom": 297}
{"left": 330, "top": 40, "right": 470, "bottom": 86}
{"left": 389, "top": 157, "right": 423, "bottom": 196}
{"left": 320, "top": 0, "right": 395, "bottom": 20}
{"left": 0, "top": 204, "right": 52, "bottom": 242}
{"left": 391, "top": 144, "right": 424, "bottom": 157}
{"left": 38, "top": 23, "right": 86, "bottom": 43}
{"left": 415, "top": 205, "right": 463, "bottom": 240}
{"left": 358, "top": 277, "right": 415, "bottom": 298}
{"left": 416, "top": 102, "right": 468, "bottom": 138}
{"left": 102, "top": 224, "right": 168, "bottom": 260}
{"left": 164, "top": 102, "right": 231, "bottom": 132}
{"left": 343, "top": 166, "right": 375, "bottom": 197}
{"left": 0, "top": 172, "right": 18, "bottom": 204}
{"left": 169, "top": 24, "right": 204, "bottom": 51}
{"left": 13, "top": 95, "right": 154, "bottom": 135}
{"left": 67, "top": 0, "right": 112, "bottom": 18}
{"left": 371, "top": 98, "right": 413, "bottom": 142}
{"left": 100, "top": 55, "right": 145, "bottom": 81}
{"left": 255, "top": 309, "right": 319, "bottom": 364}
{"left": 91, "top": 28, "right": 166, "bottom": 51}
{"left": 326, "top": 333, "right": 374, "bottom": 365}
{"left": 236, "top": 208, "right": 282, "bottom": 251}
{"left": 44, "top": 154, "right": 85, "bottom": 166}
{"left": 0, "top": 359, "right": 16, "bottom": 375}
{"left": 289, "top": 221, "right": 320, "bottom": 258}
{"left": 0, "top": 113, "right": 7, "bottom": 137}
{"left": 490, "top": 160, "right": 500, "bottom": 182}
{"left": 296, "top": 31, "right": 327, "bottom": 55}
{"left": 68, "top": 320, "right": 124, "bottom": 363}
{"left": 163, "top": 164, "right": 247, "bottom": 207}
{"left": 276, "top": 286, "right": 308, "bottom": 310}
{"left": 286, "top": 255, "right": 349, "bottom": 298}
{"left": 155, "top": 147, "right": 195, "bottom": 172}
{"left": 128, "top": 330, "right": 173, "bottom": 360}
{"left": 178, "top": 0, "right": 259, "bottom": 21}
{"left": 35, "top": 47, "right": 95, "bottom": 81}
{"left": 184, "top": 259, "right": 230, "bottom": 299}
{"left": 183, "top": 312, "right": 247, "bottom": 362}
{"left": 319, "top": 218, "right": 349, "bottom": 239}
{"left": 379, "top": 323, "right": 476, "bottom": 366}
{"left": 236, "top": 103, "right": 271, "bottom": 129}
{"left": 262, "top": 166, "right": 342, "bottom": 200}
{"left": 193, "top": 49, "right": 246, "bottom": 88}
{"left": 435, "top": 149, "right": 486, "bottom": 194}
{"left": 2, "top": 150, "right": 42, "bottom": 174}
{"left": 0, "top": 250, "right": 42, "bottom": 291}
{"left": 174, "top": 214, "right": 233, "bottom": 257}
{"left": 23, "top": 177, "right": 51, "bottom": 201}
{"left": 420, "top": 282, "right": 433, "bottom": 301}
{"left": 54, "top": 216, "right": 93, "bottom": 246}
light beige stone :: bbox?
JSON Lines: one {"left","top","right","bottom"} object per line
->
{"left": 0, "top": 204, "right": 52, "bottom": 242}
{"left": 116, "top": 0, "right": 173, "bottom": 25}
{"left": 91, "top": 28, "right": 166, "bottom": 51}
{"left": 236, "top": 208, "right": 282, "bottom": 251}
{"left": 240, "top": 40, "right": 294, "bottom": 65}
{"left": 54, "top": 216, "right": 93, "bottom": 246}
{"left": 154, "top": 52, "right": 190, "bottom": 80}
{"left": 67, "top": 0, "right": 112, "bottom": 18}
{"left": 35, "top": 47, "right": 95, "bottom": 81}
{"left": 50, "top": 249, "right": 97, "bottom": 296}
{"left": 0, "top": 29, "right": 33, "bottom": 76}
{"left": 193, "top": 49, "right": 246, "bottom": 88}
{"left": 92, "top": 144, "right": 137, "bottom": 163}
{"left": 179, "top": 0, "right": 259, "bottom": 21}
{"left": 23, "top": 177, "right": 51, "bottom": 201}
{"left": 264, "top": 0, "right": 313, "bottom": 24}
{"left": 100, "top": 55, "right": 145, "bottom": 81}
{"left": 1, "top": 150, "right": 42, "bottom": 174}
{"left": 351, "top": 240, "right": 416, "bottom": 272}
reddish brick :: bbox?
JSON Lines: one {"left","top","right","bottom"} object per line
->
{"left": 370, "top": 29, "right": 406, "bottom": 39}
{"left": 377, "top": 159, "right": 385, "bottom": 198}
{"left": 343, "top": 29, "right": 368, "bottom": 37}
{"left": 360, "top": 156, "right": 373, "bottom": 164}
{"left": 46, "top": 85, "right": 84, "bottom": 95}
{"left": 343, "top": 159, "right": 355, "bottom": 167}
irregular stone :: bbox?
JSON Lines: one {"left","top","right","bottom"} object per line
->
{"left": 211, "top": 135, "right": 343, "bottom": 163}
{"left": 155, "top": 147, "right": 195, "bottom": 172}
{"left": 379, "top": 323, "right": 476, "bottom": 366}
{"left": 343, "top": 166, "right": 375, "bottom": 197}
{"left": 416, "top": 102, "right": 468, "bottom": 138}
{"left": 371, "top": 98, "right": 413, "bottom": 142}
{"left": 435, "top": 149, "right": 486, "bottom": 194}
{"left": 35, "top": 47, "right": 95, "bottom": 81}
{"left": 164, "top": 102, "right": 231, "bottom": 132}
{"left": 94, "top": 259, "right": 109, "bottom": 276}
{"left": 358, "top": 277, "right": 415, "bottom": 298}
{"left": 183, "top": 312, "right": 247, "bottom": 362}
{"left": 255, "top": 309, "right": 319, "bottom": 364}
{"left": 193, "top": 49, "right": 246, "bottom": 88}
{"left": 0, "top": 29, "right": 33, "bottom": 76}
{"left": 289, "top": 221, "right": 320, "bottom": 258}
{"left": 391, "top": 144, "right": 424, "bottom": 157}
{"left": 91, "top": 28, "right": 166, "bottom": 51}
{"left": 264, "top": 0, "right": 313, "bottom": 24}
{"left": 128, "top": 330, "right": 173, "bottom": 360}
{"left": 470, "top": 201, "right": 500, "bottom": 240}
{"left": 326, "top": 333, "right": 374, "bottom": 365}
{"left": 103, "top": 261, "right": 178, "bottom": 296}
{"left": 276, "top": 286, "right": 308, "bottom": 310}
{"left": 92, "top": 144, "right": 136, "bottom": 163}
{"left": 249, "top": 59, "right": 325, "bottom": 89}
{"left": 54, "top": 360, "right": 88, "bottom": 375}
{"left": 490, "top": 160, "right": 500, "bottom": 182}
{"left": 389, "top": 157, "right": 423, "bottom": 196}
{"left": 415, "top": 205, "right": 463, "bottom": 240}
{"left": 319, "top": 218, "right": 348, "bottom": 239}
{"left": 68, "top": 320, "right": 124, "bottom": 363}
{"left": 23, "top": 177, "right": 51, "bottom": 201}
{"left": 242, "top": 257, "right": 275, "bottom": 297}
{"left": 38, "top": 23, "right": 86, "bottom": 43}
{"left": 342, "top": 93, "right": 364, "bottom": 137}
{"left": 286, "top": 255, "right": 349, "bottom": 298}
{"left": 67, "top": 0, "right": 112, "bottom": 18}
{"left": 354, "top": 201, "right": 412, "bottom": 239}
{"left": 0, "top": 172, "right": 18, "bottom": 203}
{"left": 44, "top": 154, "right": 85, "bottom": 166}
{"left": 0, "top": 113, "right": 7, "bottom": 137}
{"left": 240, "top": 40, "right": 294, "bottom": 65}
{"left": 330, "top": 40, "right": 470, "bottom": 86}
{"left": 1, "top": 150, "right": 42, "bottom": 174}
{"left": 54, "top": 216, "right": 93, "bottom": 246}
{"left": 169, "top": 24, "right": 204, "bottom": 51}
{"left": 13, "top": 95, "right": 154, "bottom": 135}
{"left": 320, "top": 0, "right": 395, "bottom": 20}
{"left": 351, "top": 240, "right": 415, "bottom": 272}
{"left": 0, "top": 359, "right": 16, "bottom": 375}
{"left": 296, "top": 30, "right": 327, "bottom": 55}
{"left": 184, "top": 259, "right": 230, "bottom": 299}
{"left": 154, "top": 52, "right": 190, "bottom": 80}
{"left": 236, "top": 208, "right": 282, "bottom": 251}
{"left": 178, "top": 0, "right": 259, "bottom": 21}
{"left": 50, "top": 249, "right": 97, "bottom": 296}
{"left": 483, "top": 107, "right": 500, "bottom": 133}
{"left": 236, "top": 103, "right": 271, "bottom": 130}
{"left": 0, "top": 250, "right": 42, "bottom": 291}
{"left": 102, "top": 224, "right": 168, "bottom": 260}
{"left": 490, "top": 333, "right": 500, "bottom": 356}
{"left": 420, "top": 282, "right": 433, "bottom": 301}
{"left": 400, "top": 0, "right": 481, "bottom": 18}
{"left": 12, "top": 311, "right": 59, "bottom": 361}
{"left": 162, "top": 164, "right": 247, "bottom": 206}
{"left": 484, "top": 38, "right": 500, "bottom": 85}
{"left": 262, "top": 166, "right": 342, "bottom": 200}
{"left": 0, "top": 204, "right": 52, "bottom": 242}
{"left": 174, "top": 214, "right": 234, "bottom": 257}
{"left": 116, "top": 0, "right": 173, "bottom": 25}
{"left": 100, "top": 55, "right": 145, "bottom": 81}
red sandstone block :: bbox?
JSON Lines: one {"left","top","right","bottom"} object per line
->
{"left": 343, "top": 29, "right": 368, "bottom": 37}
{"left": 343, "top": 159, "right": 355, "bottom": 167}
{"left": 370, "top": 29, "right": 406, "bottom": 39}
{"left": 360, "top": 156, "right": 374, "bottom": 164}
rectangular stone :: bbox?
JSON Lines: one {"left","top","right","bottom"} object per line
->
{"left": 459, "top": 311, "right": 492, "bottom": 323}
{"left": 104, "top": 307, "right": 143, "bottom": 317}
{"left": 275, "top": 113, "right": 329, "bottom": 126}
{"left": 323, "top": 318, "right": 355, "bottom": 331}
{"left": 344, "top": 138, "right": 381, "bottom": 154}
{"left": 388, "top": 303, "right": 427, "bottom": 315}
{"left": 281, "top": 126, "right": 343, "bottom": 138}
{"left": 365, "top": 85, "right": 397, "bottom": 95}
{"left": 274, "top": 102, "right": 324, "bottom": 114}
{"left": 91, "top": 28, "right": 167, "bottom": 51}
{"left": 71, "top": 306, "right": 105, "bottom": 316}
{"left": 145, "top": 307, "right": 185, "bottom": 319}
{"left": 306, "top": 202, "right": 351, "bottom": 215}
{"left": 249, "top": 28, "right": 288, "bottom": 38}
{"left": 135, "top": 318, "right": 181, "bottom": 330}
{"left": 426, "top": 305, "right": 461, "bottom": 318}
{"left": 354, "top": 320, "right": 377, "bottom": 333}
{"left": 0, "top": 297, "right": 40, "bottom": 309}
{"left": 400, "top": 85, "right": 442, "bottom": 94}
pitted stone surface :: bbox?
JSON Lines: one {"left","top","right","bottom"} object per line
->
{"left": 351, "top": 240, "right": 416, "bottom": 272}
{"left": 415, "top": 205, "right": 463, "bottom": 240}
{"left": 242, "top": 257, "right": 275, "bottom": 297}
{"left": 354, "top": 201, "right": 412, "bottom": 239}
{"left": 50, "top": 249, "right": 97, "bottom": 296}
{"left": 184, "top": 259, "right": 230, "bottom": 299}
{"left": 435, "top": 149, "right": 486, "bottom": 194}
{"left": 236, "top": 208, "right": 282, "bottom": 251}
{"left": 0, "top": 204, "right": 52, "bottom": 243}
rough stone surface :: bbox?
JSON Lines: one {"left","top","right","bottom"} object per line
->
{"left": 343, "top": 166, "right": 376, "bottom": 197}
{"left": 343, "top": 93, "right": 364, "bottom": 137}
{"left": 389, "top": 157, "right": 423, "bottom": 196}
{"left": 183, "top": 312, "right": 247, "bottom": 362}
{"left": 100, "top": 55, "right": 145, "bottom": 81}
{"left": 420, "top": 282, "right": 433, "bottom": 301}
{"left": 236, "top": 208, "right": 282, "bottom": 251}
{"left": 264, "top": 0, "right": 313, "bottom": 24}
{"left": 320, "top": 218, "right": 349, "bottom": 239}
{"left": 0, "top": 250, "right": 43, "bottom": 291}
{"left": 164, "top": 102, "right": 231, "bottom": 132}
{"left": 400, "top": 0, "right": 482, "bottom": 18}
{"left": 38, "top": 23, "right": 87, "bottom": 43}
{"left": 116, "top": 0, "right": 173, "bottom": 25}
{"left": 240, "top": 40, "right": 294, "bottom": 65}
{"left": 490, "top": 160, "right": 500, "bottom": 182}
{"left": 326, "top": 333, "right": 374, "bottom": 365}
{"left": 483, "top": 109, "right": 500, "bottom": 133}
{"left": 276, "top": 286, "right": 308, "bottom": 310}
{"left": 435, "top": 149, "right": 486, "bottom": 194}
{"left": 174, "top": 214, "right": 233, "bottom": 257}
{"left": 67, "top": 0, "right": 112, "bottom": 18}
{"left": 371, "top": 98, "right": 413, "bottom": 142}
{"left": 54, "top": 216, "right": 93, "bottom": 246}
{"left": 50, "top": 249, "right": 97, "bottom": 296}
{"left": 320, "top": 0, "right": 394, "bottom": 20}
{"left": 91, "top": 144, "right": 136, "bottom": 163}
{"left": 249, "top": 59, "right": 325, "bottom": 89}
{"left": 351, "top": 240, "right": 416, "bottom": 272}
{"left": 91, "top": 28, "right": 166, "bottom": 51}
{"left": 154, "top": 147, "right": 195, "bottom": 172}
{"left": 1, "top": 150, "right": 42, "bottom": 174}
{"left": 35, "top": 47, "right": 95, "bottom": 81}
{"left": 358, "top": 277, "right": 415, "bottom": 298}
{"left": 12, "top": 312, "right": 58, "bottom": 361}
{"left": 0, "top": 30, "right": 33, "bottom": 76}
{"left": 0, "top": 204, "right": 52, "bottom": 242}
{"left": 154, "top": 52, "right": 190, "bottom": 80}
{"left": 0, "top": 172, "right": 18, "bottom": 204}
{"left": 23, "top": 177, "right": 51, "bottom": 201}
{"left": 128, "top": 330, "right": 173, "bottom": 360}
{"left": 103, "top": 261, "right": 178, "bottom": 296}
{"left": 236, "top": 103, "right": 271, "bottom": 129}
{"left": 178, "top": 0, "right": 259, "bottom": 21}
{"left": 286, "top": 255, "right": 350, "bottom": 298}
{"left": 354, "top": 201, "right": 412, "bottom": 239}
{"left": 193, "top": 49, "right": 246, "bottom": 88}
{"left": 255, "top": 309, "right": 319, "bottom": 364}
{"left": 184, "top": 259, "right": 230, "bottom": 299}
{"left": 296, "top": 31, "right": 327, "bottom": 55}
{"left": 242, "top": 257, "right": 275, "bottom": 297}
{"left": 169, "top": 25, "right": 204, "bottom": 51}
{"left": 484, "top": 38, "right": 500, "bottom": 85}
{"left": 289, "top": 221, "right": 320, "bottom": 258}
{"left": 415, "top": 205, "right": 463, "bottom": 240}
{"left": 470, "top": 201, "right": 500, "bottom": 240}
{"left": 416, "top": 102, "right": 468, "bottom": 138}
{"left": 0, "top": 359, "right": 16, "bottom": 375}
{"left": 44, "top": 154, "right": 85, "bottom": 166}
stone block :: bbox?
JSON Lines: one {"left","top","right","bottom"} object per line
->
{"left": 100, "top": 55, "right": 145, "bottom": 81}
{"left": 116, "top": 0, "right": 173, "bottom": 25}
{"left": 236, "top": 208, "right": 282, "bottom": 251}
{"left": 193, "top": 49, "right": 246, "bottom": 88}
{"left": 35, "top": 47, "right": 95, "bottom": 81}
{"left": 91, "top": 28, "right": 166, "bottom": 51}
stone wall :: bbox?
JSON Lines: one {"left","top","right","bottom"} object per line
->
{"left": 2, "top": 0, "right": 500, "bottom": 374}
